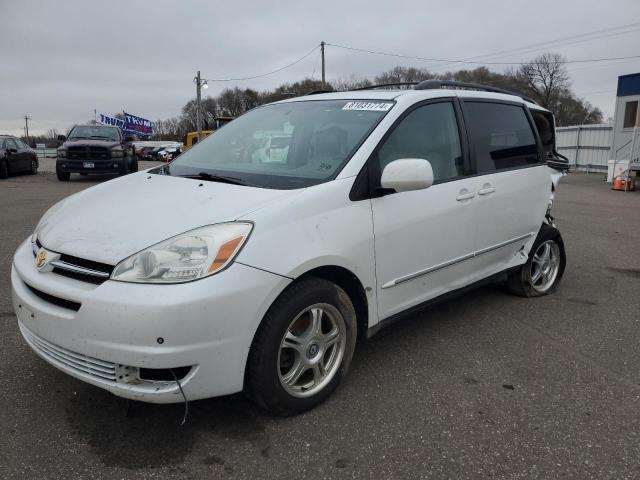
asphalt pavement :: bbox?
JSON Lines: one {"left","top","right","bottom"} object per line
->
{"left": 1, "top": 169, "right": 639, "bottom": 479}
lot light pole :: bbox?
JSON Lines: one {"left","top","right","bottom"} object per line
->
{"left": 194, "top": 71, "right": 208, "bottom": 143}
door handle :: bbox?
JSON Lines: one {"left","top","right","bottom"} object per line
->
{"left": 456, "top": 189, "right": 476, "bottom": 201}
{"left": 478, "top": 183, "right": 496, "bottom": 196}
{"left": 478, "top": 187, "right": 496, "bottom": 195}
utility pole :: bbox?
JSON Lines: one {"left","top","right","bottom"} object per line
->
{"left": 195, "top": 70, "right": 202, "bottom": 142}
{"left": 320, "top": 41, "right": 326, "bottom": 87}
{"left": 24, "top": 115, "right": 31, "bottom": 145}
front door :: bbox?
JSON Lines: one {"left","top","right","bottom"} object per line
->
{"left": 370, "top": 100, "right": 478, "bottom": 320}
{"left": 5, "top": 138, "right": 22, "bottom": 173}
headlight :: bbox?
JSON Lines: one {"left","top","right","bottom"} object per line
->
{"left": 57, "top": 149, "right": 67, "bottom": 158}
{"left": 111, "top": 222, "right": 253, "bottom": 283}
{"left": 111, "top": 149, "right": 124, "bottom": 158}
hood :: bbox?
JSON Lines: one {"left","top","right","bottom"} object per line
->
{"left": 63, "top": 139, "right": 121, "bottom": 148}
{"left": 37, "top": 172, "right": 297, "bottom": 265}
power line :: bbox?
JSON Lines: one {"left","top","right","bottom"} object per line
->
{"left": 325, "top": 42, "right": 640, "bottom": 66}
{"left": 203, "top": 45, "right": 319, "bottom": 82}
{"left": 428, "top": 21, "right": 640, "bottom": 69}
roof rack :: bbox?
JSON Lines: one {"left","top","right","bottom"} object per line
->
{"left": 305, "top": 89, "right": 334, "bottom": 95}
{"left": 414, "top": 79, "right": 537, "bottom": 105}
{"left": 352, "top": 82, "right": 419, "bottom": 91}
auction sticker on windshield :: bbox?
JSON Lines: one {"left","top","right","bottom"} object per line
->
{"left": 342, "top": 101, "right": 394, "bottom": 111}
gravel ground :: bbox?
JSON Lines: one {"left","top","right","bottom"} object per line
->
{"left": 1, "top": 171, "right": 639, "bottom": 479}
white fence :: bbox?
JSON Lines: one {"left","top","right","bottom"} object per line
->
{"left": 555, "top": 124, "right": 612, "bottom": 172}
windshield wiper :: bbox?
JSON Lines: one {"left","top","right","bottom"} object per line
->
{"left": 179, "top": 172, "right": 249, "bottom": 186}
{"left": 90, "top": 136, "right": 114, "bottom": 140}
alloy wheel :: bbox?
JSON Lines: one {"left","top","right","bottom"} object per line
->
{"left": 529, "top": 240, "right": 561, "bottom": 293}
{"left": 277, "top": 303, "right": 346, "bottom": 398}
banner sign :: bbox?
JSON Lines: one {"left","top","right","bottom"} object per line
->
{"left": 96, "top": 112, "right": 153, "bottom": 138}
{"left": 123, "top": 112, "right": 153, "bottom": 138}
{"left": 96, "top": 113, "right": 125, "bottom": 130}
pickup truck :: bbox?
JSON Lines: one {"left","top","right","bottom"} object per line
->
{"left": 56, "top": 125, "right": 137, "bottom": 181}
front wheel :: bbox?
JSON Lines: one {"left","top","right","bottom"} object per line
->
{"left": 30, "top": 158, "right": 38, "bottom": 174}
{"left": 247, "top": 277, "right": 357, "bottom": 416}
{"left": 507, "top": 224, "right": 566, "bottom": 297}
{"left": 56, "top": 168, "right": 70, "bottom": 181}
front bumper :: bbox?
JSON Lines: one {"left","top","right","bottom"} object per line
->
{"left": 56, "top": 159, "right": 124, "bottom": 174}
{"left": 12, "top": 238, "right": 290, "bottom": 403}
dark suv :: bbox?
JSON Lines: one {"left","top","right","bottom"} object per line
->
{"left": 56, "top": 125, "right": 137, "bottom": 181}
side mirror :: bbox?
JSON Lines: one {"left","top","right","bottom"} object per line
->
{"left": 57, "top": 135, "right": 66, "bottom": 142}
{"left": 7, "top": 148, "right": 18, "bottom": 154}
{"left": 380, "top": 158, "right": 434, "bottom": 193}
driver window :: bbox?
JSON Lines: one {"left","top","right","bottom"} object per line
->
{"left": 378, "top": 102, "right": 463, "bottom": 182}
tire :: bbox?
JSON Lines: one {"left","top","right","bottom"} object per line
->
{"left": 30, "top": 158, "right": 38, "bottom": 175}
{"left": 0, "top": 159, "right": 8, "bottom": 179}
{"left": 119, "top": 160, "right": 129, "bottom": 176}
{"left": 56, "top": 168, "right": 70, "bottom": 181}
{"left": 507, "top": 224, "right": 566, "bottom": 297}
{"left": 246, "top": 277, "right": 357, "bottom": 416}
{"left": 129, "top": 157, "right": 138, "bottom": 173}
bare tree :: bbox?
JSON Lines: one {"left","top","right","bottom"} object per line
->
{"left": 518, "top": 53, "right": 570, "bottom": 109}
{"left": 374, "top": 66, "right": 434, "bottom": 87}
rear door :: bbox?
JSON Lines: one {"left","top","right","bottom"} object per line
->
{"left": 369, "top": 99, "right": 479, "bottom": 319}
{"left": 16, "top": 139, "right": 32, "bottom": 171}
{"left": 461, "top": 100, "right": 550, "bottom": 279}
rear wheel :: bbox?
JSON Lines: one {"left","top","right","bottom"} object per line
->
{"left": 507, "top": 224, "right": 566, "bottom": 297}
{"left": 0, "top": 159, "right": 8, "bottom": 179}
{"left": 247, "top": 277, "right": 357, "bottom": 416}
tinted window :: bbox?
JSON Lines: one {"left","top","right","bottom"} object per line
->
{"left": 68, "top": 126, "right": 120, "bottom": 141}
{"left": 465, "top": 102, "right": 539, "bottom": 173}
{"left": 16, "top": 139, "right": 29, "bottom": 149}
{"left": 5, "top": 138, "right": 18, "bottom": 150}
{"left": 377, "top": 102, "right": 463, "bottom": 182}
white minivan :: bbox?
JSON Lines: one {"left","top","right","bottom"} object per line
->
{"left": 12, "top": 81, "right": 567, "bottom": 415}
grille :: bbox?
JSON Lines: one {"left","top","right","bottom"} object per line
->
{"left": 68, "top": 146, "right": 110, "bottom": 160}
{"left": 52, "top": 267, "right": 106, "bottom": 285}
{"left": 59, "top": 254, "right": 114, "bottom": 275}
{"left": 21, "top": 325, "right": 117, "bottom": 382}
{"left": 53, "top": 254, "right": 114, "bottom": 285}
{"left": 25, "top": 283, "right": 81, "bottom": 311}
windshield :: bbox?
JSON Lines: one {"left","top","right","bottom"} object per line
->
{"left": 68, "top": 126, "right": 120, "bottom": 141}
{"left": 164, "top": 99, "right": 394, "bottom": 189}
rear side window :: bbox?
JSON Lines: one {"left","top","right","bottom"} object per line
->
{"left": 465, "top": 102, "right": 539, "bottom": 173}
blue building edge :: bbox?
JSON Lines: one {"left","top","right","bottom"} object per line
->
{"left": 617, "top": 73, "right": 640, "bottom": 97}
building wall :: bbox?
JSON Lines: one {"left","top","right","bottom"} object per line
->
{"left": 556, "top": 124, "right": 612, "bottom": 171}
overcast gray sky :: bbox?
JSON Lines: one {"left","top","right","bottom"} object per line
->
{"left": 2, "top": 0, "right": 640, "bottom": 136}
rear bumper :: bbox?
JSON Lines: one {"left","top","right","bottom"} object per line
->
{"left": 56, "top": 159, "right": 124, "bottom": 174}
